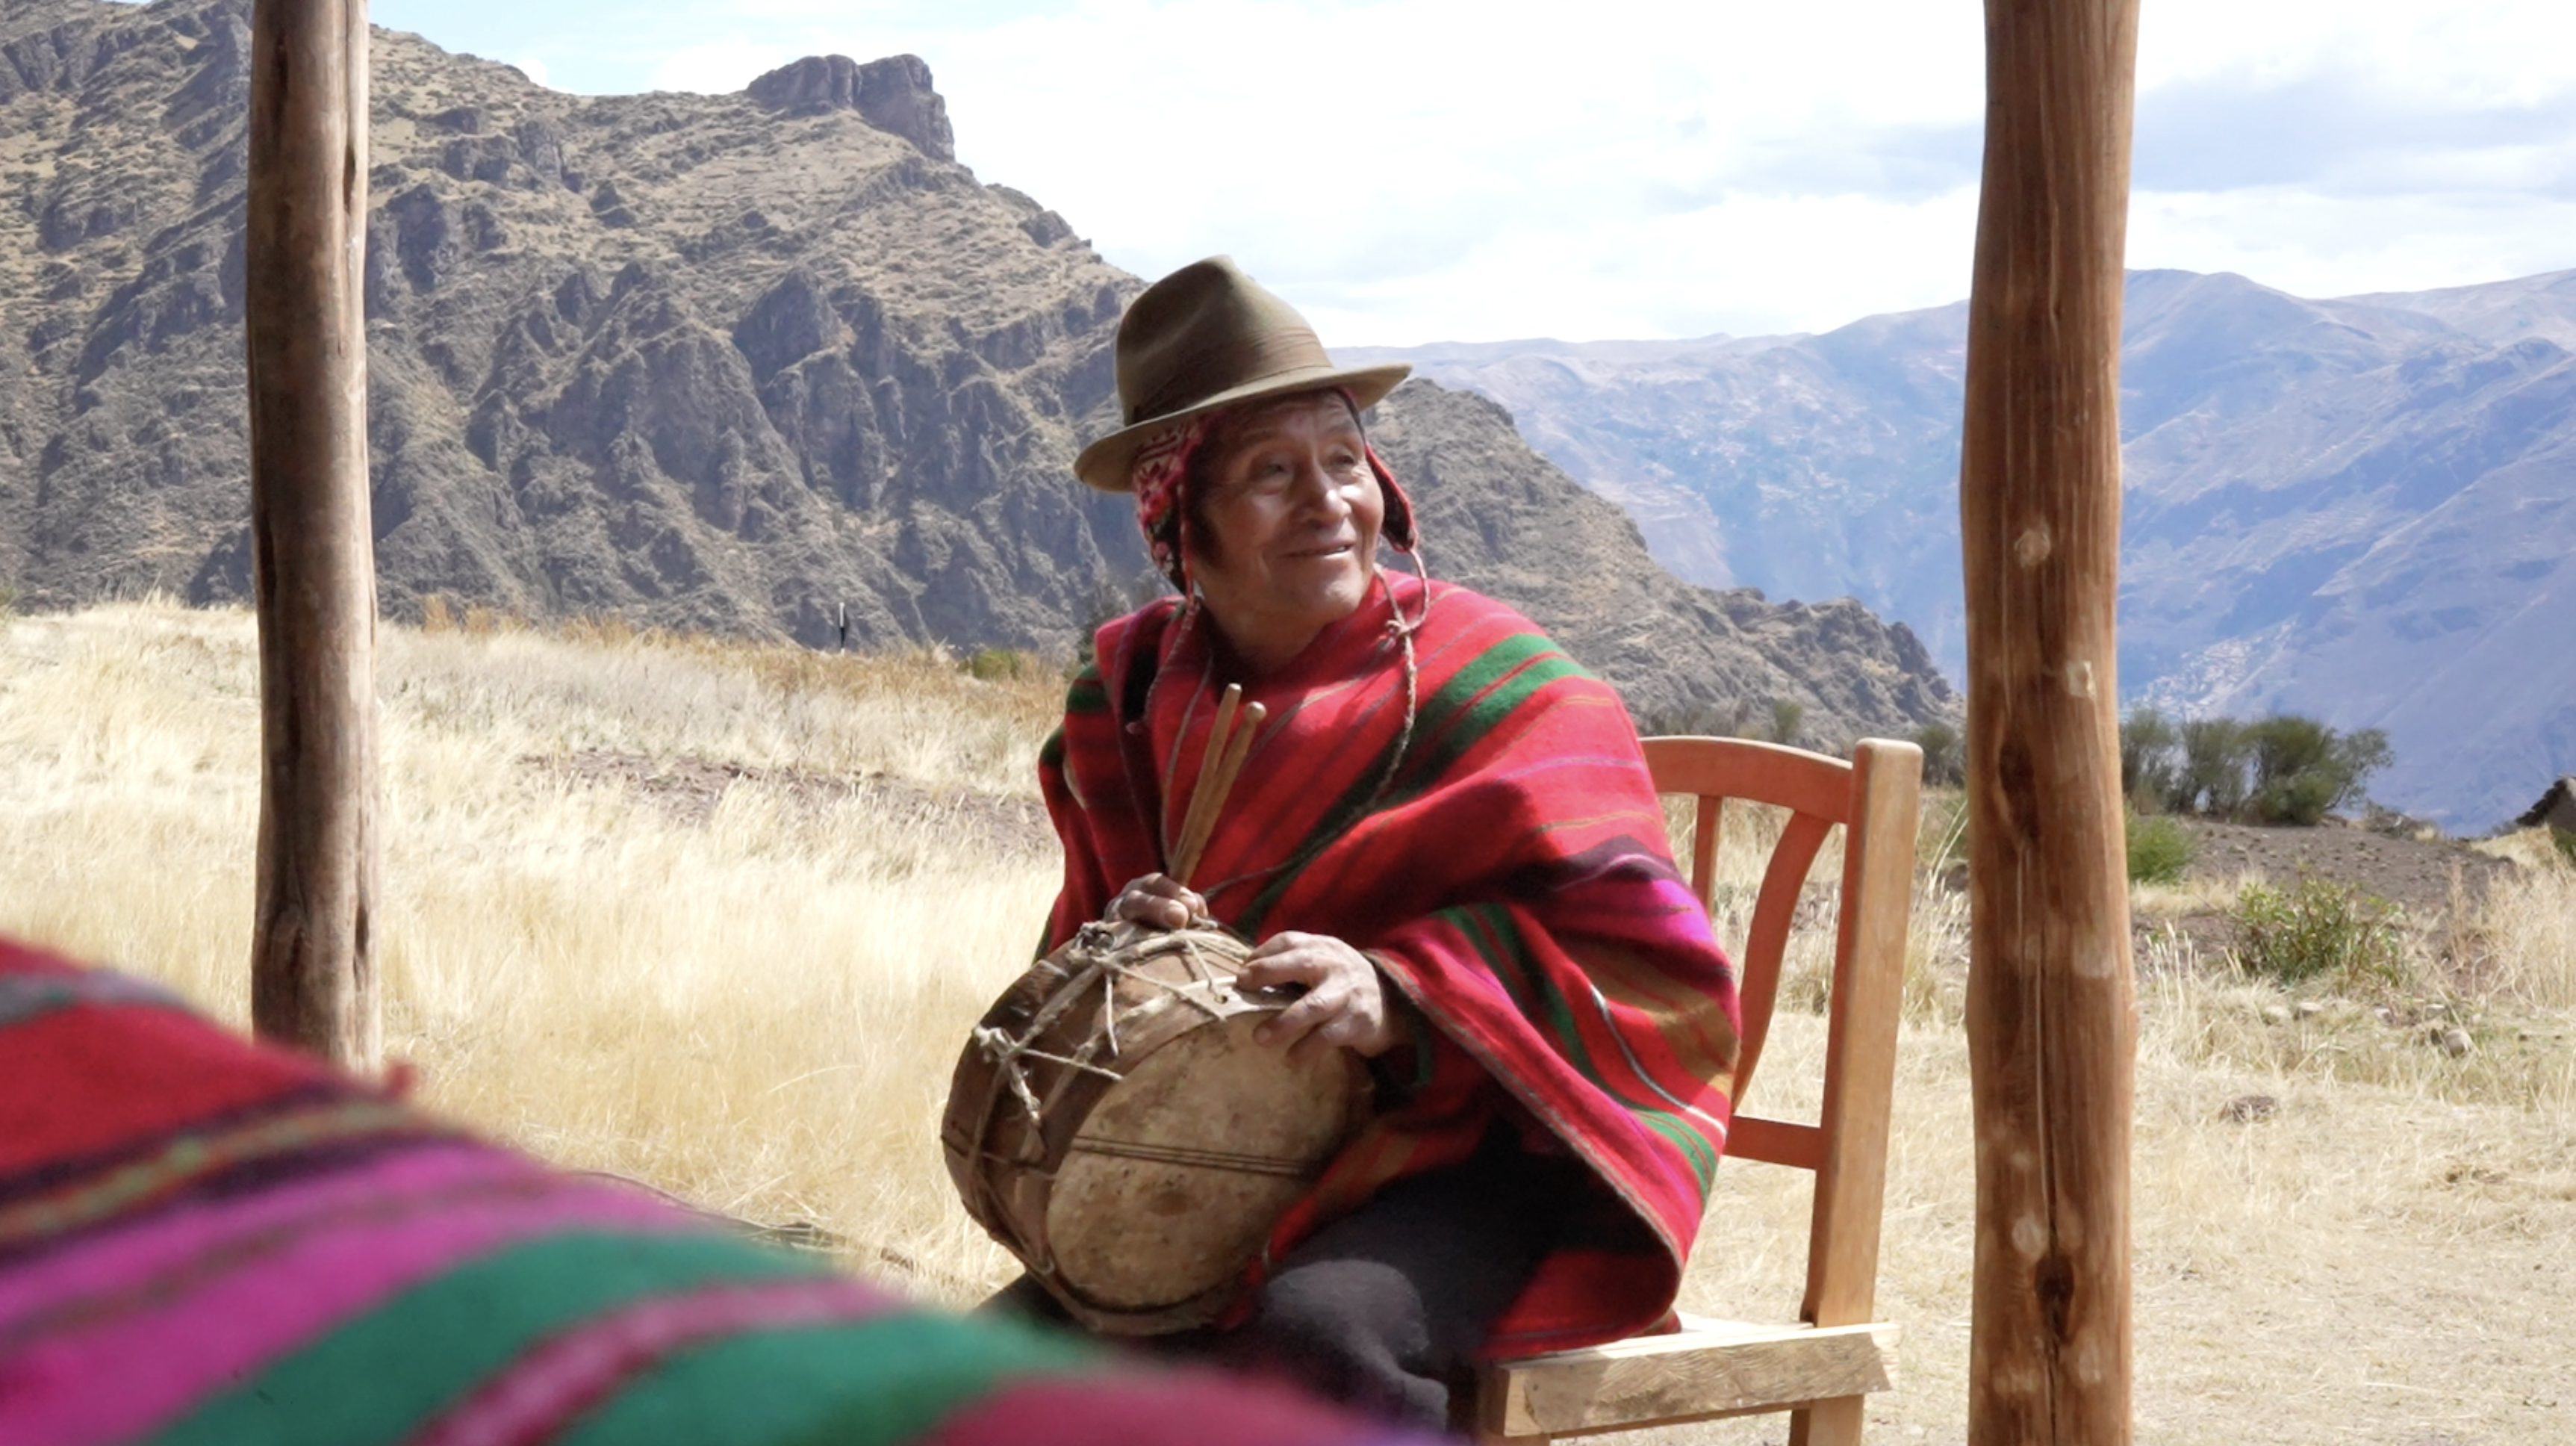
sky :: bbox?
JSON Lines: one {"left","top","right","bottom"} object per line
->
{"left": 368, "top": 0, "right": 2576, "bottom": 345}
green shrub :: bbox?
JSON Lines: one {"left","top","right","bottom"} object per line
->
{"left": 1770, "top": 698, "right": 1805, "bottom": 747}
{"left": 2125, "top": 810, "right": 2194, "bottom": 884}
{"left": 1913, "top": 721, "right": 1964, "bottom": 787}
{"left": 2552, "top": 826, "right": 2576, "bottom": 870}
{"left": 2121, "top": 708, "right": 2392, "bottom": 824}
{"left": 2241, "top": 716, "right": 2390, "bottom": 825}
{"left": 2120, "top": 706, "right": 2180, "bottom": 806}
{"left": 965, "top": 646, "right": 1035, "bottom": 682}
{"left": 2177, "top": 717, "right": 2251, "bottom": 816}
{"left": 2229, "top": 875, "right": 2408, "bottom": 989}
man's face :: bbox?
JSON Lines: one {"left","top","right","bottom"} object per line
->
{"left": 1189, "top": 392, "right": 1384, "bottom": 655}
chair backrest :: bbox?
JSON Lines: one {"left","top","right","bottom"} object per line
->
{"left": 1640, "top": 734, "right": 1922, "bottom": 1331}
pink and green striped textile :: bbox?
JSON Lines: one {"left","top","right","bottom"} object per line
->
{"left": 0, "top": 938, "right": 1435, "bottom": 1446}
{"left": 1039, "top": 573, "right": 1743, "bottom": 1356}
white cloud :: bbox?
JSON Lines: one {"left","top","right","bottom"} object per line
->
{"left": 2136, "top": 0, "right": 2576, "bottom": 102}
{"left": 647, "top": 37, "right": 796, "bottom": 94}
{"left": 2131, "top": 187, "right": 2576, "bottom": 300}
{"left": 485, "top": 0, "right": 2576, "bottom": 341}
{"left": 773, "top": 0, "right": 1991, "bottom": 340}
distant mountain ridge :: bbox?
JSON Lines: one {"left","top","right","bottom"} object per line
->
{"left": 0, "top": 0, "right": 1954, "bottom": 742}
{"left": 1351, "top": 270, "right": 2576, "bottom": 829}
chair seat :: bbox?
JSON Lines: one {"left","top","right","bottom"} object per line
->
{"left": 1478, "top": 1315, "right": 1903, "bottom": 1441}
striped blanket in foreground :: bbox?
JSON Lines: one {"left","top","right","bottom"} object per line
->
{"left": 0, "top": 937, "right": 1435, "bottom": 1446}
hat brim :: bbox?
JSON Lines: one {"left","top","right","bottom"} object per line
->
{"left": 1073, "top": 362, "right": 1413, "bottom": 492}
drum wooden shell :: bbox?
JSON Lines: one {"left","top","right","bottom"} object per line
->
{"left": 942, "top": 922, "right": 1366, "bottom": 1335}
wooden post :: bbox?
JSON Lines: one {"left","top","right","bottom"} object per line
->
{"left": 244, "top": 0, "right": 380, "bottom": 1070}
{"left": 1958, "top": 0, "right": 2138, "bottom": 1441}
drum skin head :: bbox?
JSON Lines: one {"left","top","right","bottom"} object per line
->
{"left": 941, "top": 924, "right": 1369, "bottom": 1334}
{"left": 1048, "top": 1011, "right": 1360, "bottom": 1313}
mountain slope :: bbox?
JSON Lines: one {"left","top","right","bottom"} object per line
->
{"left": 0, "top": 0, "right": 1953, "bottom": 742}
{"left": 1345, "top": 311, "right": 1971, "bottom": 664}
{"left": 1360, "top": 270, "right": 2576, "bottom": 828}
{"left": 1367, "top": 381, "right": 1953, "bottom": 732}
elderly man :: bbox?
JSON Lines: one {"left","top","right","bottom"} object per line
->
{"left": 983, "top": 258, "right": 1744, "bottom": 1430}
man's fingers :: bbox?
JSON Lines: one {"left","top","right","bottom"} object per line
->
{"left": 1110, "top": 875, "right": 1205, "bottom": 930}
{"left": 1254, "top": 983, "right": 1345, "bottom": 1050}
{"left": 1113, "top": 895, "right": 1188, "bottom": 929}
{"left": 1287, "top": 1007, "right": 1361, "bottom": 1066}
{"left": 1147, "top": 878, "right": 1207, "bottom": 913}
{"left": 1238, "top": 951, "right": 1329, "bottom": 991}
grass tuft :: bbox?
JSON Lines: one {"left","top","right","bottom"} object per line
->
{"left": 2125, "top": 808, "right": 2195, "bottom": 884}
{"left": 2228, "top": 873, "right": 2410, "bottom": 991}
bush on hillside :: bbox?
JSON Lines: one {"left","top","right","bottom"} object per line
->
{"left": 965, "top": 646, "right": 1045, "bottom": 683}
{"left": 2230, "top": 875, "right": 2409, "bottom": 989}
{"left": 2120, "top": 706, "right": 2181, "bottom": 804}
{"left": 1770, "top": 698, "right": 1805, "bottom": 747}
{"left": 2126, "top": 810, "right": 2194, "bottom": 884}
{"left": 2180, "top": 717, "right": 2253, "bottom": 816}
{"left": 2121, "top": 707, "right": 2390, "bottom": 825}
{"left": 1914, "top": 721, "right": 1964, "bottom": 787}
{"left": 2245, "top": 716, "right": 2392, "bottom": 825}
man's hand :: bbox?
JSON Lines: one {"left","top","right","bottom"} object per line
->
{"left": 1240, "top": 932, "right": 1400, "bottom": 1063}
{"left": 1108, "top": 874, "right": 1206, "bottom": 931}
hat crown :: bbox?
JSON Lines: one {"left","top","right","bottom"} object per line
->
{"left": 1073, "top": 258, "right": 1407, "bottom": 491}
{"left": 1115, "top": 257, "right": 1333, "bottom": 426}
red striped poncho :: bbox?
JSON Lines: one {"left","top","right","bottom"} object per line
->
{"left": 1039, "top": 571, "right": 1742, "bottom": 1355}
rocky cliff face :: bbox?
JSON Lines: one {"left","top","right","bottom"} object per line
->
{"left": 0, "top": 0, "right": 1953, "bottom": 742}
{"left": 1358, "top": 272, "right": 2576, "bottom": 829}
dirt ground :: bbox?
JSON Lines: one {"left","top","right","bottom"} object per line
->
{"left": 2177, "top": 818, "right": 2514, "bottom": 918}
{"left": 523, "top": 747, "right": 1055, "bottom": 859}
{"left": 2129, "top": 817, "right": 2516, "bottom": 967}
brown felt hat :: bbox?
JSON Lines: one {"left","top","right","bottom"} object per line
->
{"left": 1074, "top": 256, "right": 1411, "bottom": 491}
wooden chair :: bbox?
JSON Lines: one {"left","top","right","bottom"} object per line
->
{"left": 1475, "top": 736, "right": 1924, "bottom": 1445}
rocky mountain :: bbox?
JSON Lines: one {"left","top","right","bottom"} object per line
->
{"left": 1353, "top": 271, "right": 2576, "bottom": 830}
{"left": 1366, "top": 381, "right": 1950, "bottom": 733}
{"left": 0, "top": 0, "right": 1953, "bottom": 742}
{"left": 1344, "top": 322, "right": 1970, "bottom": 668}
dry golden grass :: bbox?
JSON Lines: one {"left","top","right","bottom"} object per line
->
{"left": 2130, "top": 868, "right": 2269, "bottom": 920}
{"left": 0, "top": 599, "right": 1060, "bottom": 1295}
{"left": 4, "top": 600, "right": 2573, "bottom": 1443}
{"left": 2465, "top": 837, "right": 2576, "bottom": 1014}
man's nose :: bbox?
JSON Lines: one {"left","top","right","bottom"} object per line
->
{"left": 1294, "top": 455, "right": 1351, "bottom": 517}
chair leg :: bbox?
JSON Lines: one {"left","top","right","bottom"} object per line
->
{"left": 1788, "top": 1394, "right": 1866, "bottom": 1446}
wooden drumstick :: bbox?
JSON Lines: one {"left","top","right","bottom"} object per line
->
{"left": 1170, "top": 683, "right": 1242, "bottom": 874}
{"left": 1172, "top": 699, "right": 1265, "bottom": 889}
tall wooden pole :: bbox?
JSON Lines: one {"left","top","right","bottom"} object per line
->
{"left": 1959, "top": 0, "right": 2138, "bottom": 1441}
{"left": 245, "top": 0, "right": 380, "bottom": 1070}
